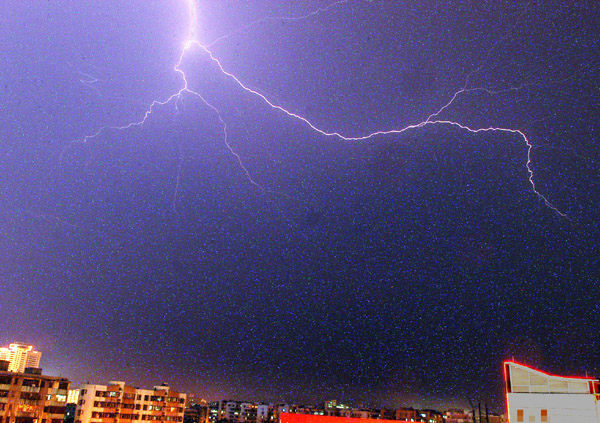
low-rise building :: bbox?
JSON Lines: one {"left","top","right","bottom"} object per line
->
{"left": 416, "top": 409, "right": 443, "bottom": 423}
{"left": 395, "top": 408, "right": 417, "bottom": 421}
{"left": 504, "top": 360, "right": 600, "bottom": 423}
{"left": 444, "top": 409, "right": 472, "bottom": 423}
{"left": 74, "top": 381, "right": 186, "bottom": 423}
{"left": 378, "top": 409, "right": 395, "bottom": 421}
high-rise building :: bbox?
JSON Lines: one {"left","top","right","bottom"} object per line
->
{"left": 0, "top": 344, "right": 42, "bottom": 373}
{"left": 0, "top": 366, "right": 70, "bottom": 423}
{"left": 74, "top": 381, "right": 186, "bottom": 423}
{"left": 504, "top": 360, "right": 600, "bottom": 423}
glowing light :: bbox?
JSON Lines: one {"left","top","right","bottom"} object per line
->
{"left": 75, "top": 1, "right": 568, "bottom": 218}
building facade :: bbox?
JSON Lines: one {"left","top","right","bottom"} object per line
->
{"left": 444, "top": 409, "right": 472, "bottom": 423}
{"left": 67, "top": 390, "right": 80, "bottom": 406}
{"left": 184, "top": 404, "right": 208, "bottom": 423}
{"left": 208, "top": 401, "right": 275, "bottom": 423}
{"left": 0, "top": 367, "right": 70, "bottom": 423}
{"left": 74, "top": 381, "right": 186, "bottom": 423}
{"left": 0, "top": 345, "right": 42, "bottom": 374}
{"left": 504, "top": 360, "right": 600, "bottom": 423}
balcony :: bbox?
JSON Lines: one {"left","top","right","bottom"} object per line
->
{"left": 0, "top": 384, "right": 11, "bottom": 390}
{"left": 21, "top": 386, "right": 41, "bottom": 393}
{"left": 15, "top": 411, "right": 37, "bottom": 417}
{"left": 48, "top": 400, "right": 68, "bottom": 407}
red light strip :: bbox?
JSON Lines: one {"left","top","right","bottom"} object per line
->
{"left": 503, "top": 362, "right": 511, "bottom": 423}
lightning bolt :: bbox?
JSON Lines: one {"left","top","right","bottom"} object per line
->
{"left": 78, "top": 70, "right": 148, "bottom": 107}
{"left": 73, "top": 0, "right": 569, "bottom": 219}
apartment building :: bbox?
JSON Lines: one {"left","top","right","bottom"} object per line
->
{"left": 444, "top": 409, "right": 472, "bottom": 423}
{"left": 0, "top": 344, "right": 42, "bottom": 374}
{"left": 67, "top": 390, "right": 80, "bottom": 405}
{"left": 0, "top": 364, "right": 70, "bottom": 423}
{"left": 75, "top": 381, "right": 186, "bottom": 423}
{"left": 184, "top": 403, "right": 208, "bottom": 423}
{"left": 210, "top": 401, "right": 270, "bottom": 423}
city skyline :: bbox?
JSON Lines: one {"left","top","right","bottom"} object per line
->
{"left": 2, "top": 0, "right": 599, "bottom": 414}
{"left": 3, "top": 341, "right": 599, "bottom": 421}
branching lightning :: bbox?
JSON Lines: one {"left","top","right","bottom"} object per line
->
{"left": 74, "top": 0, "right": 569, "bottom": 218}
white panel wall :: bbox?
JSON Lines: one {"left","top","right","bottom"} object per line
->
{"left": 507, "top": 393, "right": 598, "bottom": 423}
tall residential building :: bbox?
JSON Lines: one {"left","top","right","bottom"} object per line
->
{"left": 0, "top": 344, "right": 42, "bottom": 373}
{"left": 74, "top": 381, "right": 186, "bottom": 423}
{"left": 0, "top": 366, "right": 70, "bottom": 423}
{"left": 504, "top": 360, "right": 600, "bottom": 423}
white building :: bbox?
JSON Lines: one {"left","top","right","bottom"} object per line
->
{"left": 504, "top": 361, "right": 600, "bottom": 423}
{"left": 0, "top": 342, "right": 42, "bottom": 372}
{"left": 256, "top": 404, "right": 272, "bottom": 423}
{"left": 75, "top": 381, "right": 186, "bottom": 423}
{"left": 68, "top": 388, "right": 81, "bottom": 404}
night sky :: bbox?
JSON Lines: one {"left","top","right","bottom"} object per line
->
{"left": 2, "top": 0, "right": 600, "bottom": 413}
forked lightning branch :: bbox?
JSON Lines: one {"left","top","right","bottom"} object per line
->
{"left": 77, "top": 0, "right": 567, "bottom": 218}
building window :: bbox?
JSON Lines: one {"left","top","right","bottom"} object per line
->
{"left": 541, "top": 410, "right": 548, "bottom": 422}
{"left": 517, "top": 410, "right": 524, "bottom": 422}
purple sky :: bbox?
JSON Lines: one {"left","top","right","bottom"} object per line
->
{"left": 1, "top": 0, "right": 599, "bottom": 412}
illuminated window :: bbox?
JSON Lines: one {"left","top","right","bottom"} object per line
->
{"left": 541, "top": 410, "right": 548, "bottom": 422}
{"left": 517, "top": 410, "right": 524, "bottom": 422}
